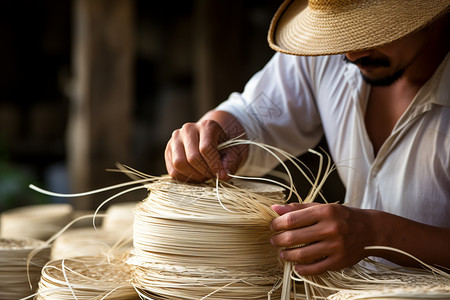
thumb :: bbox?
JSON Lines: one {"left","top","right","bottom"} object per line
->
{"left": 271, "top": 202, "right": 318, "bottom": 216}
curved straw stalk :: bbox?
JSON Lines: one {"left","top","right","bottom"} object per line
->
{"left": 219, "top": 139, "right": 336, "bottom": 204}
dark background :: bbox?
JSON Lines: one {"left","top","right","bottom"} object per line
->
{"left": 0, "top": 0, "right": 344, "bottom": 212}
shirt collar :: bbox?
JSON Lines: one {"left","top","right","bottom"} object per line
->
{"left": 431, "top": 51, "right": 450, "bottom": 107}
{"left": 342, "top": 51, "right": 450, "bottom": 107}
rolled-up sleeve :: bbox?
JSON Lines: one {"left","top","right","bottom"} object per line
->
{"left": 217, "top": 53, "right": 323, "bottom": 176}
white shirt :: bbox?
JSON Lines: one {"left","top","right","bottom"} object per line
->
{"left": 217, "top": 52, "right": 450, "bottom": 228}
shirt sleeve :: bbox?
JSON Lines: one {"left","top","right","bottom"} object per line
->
{"left": 216, "top": 52, "right": 324, "bottom": 176}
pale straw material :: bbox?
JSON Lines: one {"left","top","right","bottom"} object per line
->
{"left": 327, "top": 269, "right": 450, "bottom": 299}
{"left": 129, "top": 177, "right": 286, "bottom": 299}
{"left": 1, "top": 203, "right": 73, "bottom": 240}
{"left": 36, "top": 256, "right": 137, "bottom": 299}
{"left": 51, "top": 227, "right": 132, "bottom": 260}
{"left": 102, "top": 201, "right": 137, "bottom": 236}
{"left": 299, "top": 262, "right": 450, "bottom": 300}
{"left": 25, "top": 146, "right": 450, "bottom": 300}
{"left": 0, "top": 237, "right": 50, "bottom": 300}
{"left": 268, "top": 0, "right": 450, "bottom": 56}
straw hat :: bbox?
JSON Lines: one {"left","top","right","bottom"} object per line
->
{"left": 268, "top": 0, "right": 449, "bottom": 56}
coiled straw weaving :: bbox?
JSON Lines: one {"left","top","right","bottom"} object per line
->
{"left": 0, "top": 237, "right": 50, "bottom": 300}
{"left": 300, "top": 256, "right": 450, "bottom": 299}
{"left": 36, "top": 256, "right": 137, "bottom": 299}
{"left": 128, "top": 177, "right": 286, "bottom": 299}
{"left": 328, "top": 271, "right": 450, "bottom": 300}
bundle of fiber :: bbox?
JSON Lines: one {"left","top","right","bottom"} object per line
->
{"left": 36, "top": 256, "right": 138, "bottom": 299}
{"left": 129, "top": 177, "right": 286, "bottom": 299}
{"left": 102, "top": 201, "right": 137, "bottom": 236}
{"left": 0, "top": 237, "right": 50, "bottom": 300}
{"left": 1, "top": 203, "right": 73, "bottom": 240}
{"left": 51, "top": 227, "right": 132, "bottom": 260}
{"left": 289, "top": 251, "right": 450, "bottom": 300}
{"left": 327, "top": 271, "right": 450, "bottom": 299}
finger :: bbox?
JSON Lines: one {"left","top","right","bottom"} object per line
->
{"left": 270, "top": 204, "right": 321, "bottom": 232}
{"left": 271, "top": 224, "right": 320, "bottom": 248}
{"left": 198, "top": 120, "right": 228, "bottom": 179}
{"left": 179, "top": 124, "right": 216, "bottom": 179}
{"left": 294, "top": 255, "right": 336, "bottom": 276}
{"left": 165, "top": 147, "right": 199, "bottom": 182}
{"left": 167, "top": 131, "right": 210, "bottom": 181}
{"left": 280, "top": 241, "right": 329, "bottom": 265}
{"left": 271, "top": 203, "right": 318, "bottom": 216}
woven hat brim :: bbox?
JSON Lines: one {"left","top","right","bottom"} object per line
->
{"left": 268, "top": 0, "right": 450, "bottom": 56}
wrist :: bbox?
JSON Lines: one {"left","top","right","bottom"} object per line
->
{"left": 200, "top": 110, "right": 245, "bottom": 139}
{"left": 363, "top": 209, "right": 392, "bottom": 257}
{"left": 361, "top": 209, "right": 426, "bottom": 267}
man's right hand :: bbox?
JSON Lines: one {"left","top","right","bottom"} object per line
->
{"left": 164, "top": 110, "right": 247, "bottom": 182}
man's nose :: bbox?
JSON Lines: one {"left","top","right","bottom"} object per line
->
{"left": 345, "top": 50, "right": 372, "bottom": 62}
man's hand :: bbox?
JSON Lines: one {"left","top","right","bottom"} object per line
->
{"left": 165, "top": 110, "right": 247, "bottom": 182}
{"left": 271, "top": 202, "right": 450, "bottom": 276}
{"left": 270, "top": 203, "right": 376, "bottom": 275}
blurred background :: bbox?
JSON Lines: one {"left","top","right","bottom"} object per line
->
{"left": 0, "top": 0, "right": 344, "bottom": 212}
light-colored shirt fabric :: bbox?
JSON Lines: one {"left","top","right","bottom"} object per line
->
{"left": 217, "top": 52, "right": 450, "bottom": 228}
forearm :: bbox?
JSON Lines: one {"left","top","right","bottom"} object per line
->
{"left": 365, "top": 209, "right": 450, "bottom": 269}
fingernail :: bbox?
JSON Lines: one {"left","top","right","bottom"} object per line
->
{"left": 270, "top": 237, "right": 274, "bottom": 245}
{"left": 279, "top": 251, "right": 284, "bottom": 259}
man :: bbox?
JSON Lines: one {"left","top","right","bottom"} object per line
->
{"left": 165, "top": 0, "right": 450, "bottom": 275}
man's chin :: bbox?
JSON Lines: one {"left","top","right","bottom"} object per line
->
{"left": 360, "top": 69, "right": 405, "bottom": 86}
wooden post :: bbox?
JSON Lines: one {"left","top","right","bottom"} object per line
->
{"left": 68, "top": 0, "right": 135, "bottom": 210}
{"left": 193, "top": 0, "right": 245, "bottom": 118}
